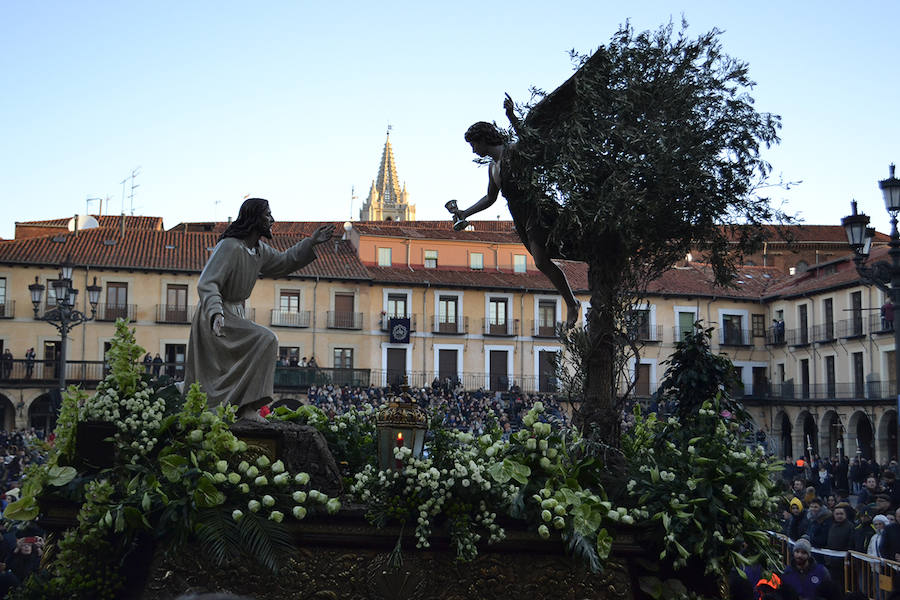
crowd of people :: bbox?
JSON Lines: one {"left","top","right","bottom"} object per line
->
{"left": 773, "top": 453, "right": 900, "bottom": 598}
{"left": 0, "top": 429, "right": 50, "bottom": 596}
{"left": 306, "top": 382, "right": 569, "bottom": 435}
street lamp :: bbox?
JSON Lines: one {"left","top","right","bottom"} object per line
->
{"left": 842, "top": 163, "right": 900, "bottom": 461}
{"left": 28, "top": 265, "right": 101, "bottom": 394}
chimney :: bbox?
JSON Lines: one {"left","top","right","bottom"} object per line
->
{"left": 73, "top": 213, "right": 78, "bottom": 236}
{"left": 121, "top": 213, "right": 126, "bottom": 238}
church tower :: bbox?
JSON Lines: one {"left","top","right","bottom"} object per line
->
{"left": 358, "top": 131, "right": 416, "bottom": 222}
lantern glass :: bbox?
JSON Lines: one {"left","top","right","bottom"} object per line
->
{"left": 375, "top": 399, "right": 428, "bottom": 471}
{"left": 28, "top": 277, "right": 45, "bottom": 308}
{"left": 880, "top": 164, "right": 900, "bottom": 214}
{"left": 51, "top": 277, "right": 70, "bottom": 305}
{"left": 86, "top": 277, "right": 102, "bottom": 308}
{"left": 861, "top": 227, "right": 875, "bottom": 258}
{"left": 67, "top": 288, "right": 78, "bottom": 308}
{"left": 60, "top": 262, "right": 74, "bottom": 281}
{"left": 842, "top": 201, "right": 870, "bottom": 251}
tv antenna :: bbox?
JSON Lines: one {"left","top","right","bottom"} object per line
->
{"left": 350, "top": 185, "right": 358, "bottom": 220}
{"left": 119, "top": 167, "right": 141, "bottom": 215}
{"left": 85, "top": 196, "right": 103, "bottom": 215}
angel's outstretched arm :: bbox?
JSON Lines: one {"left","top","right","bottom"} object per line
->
{"left": 459, "top": 177, "right": 500, "bottom": 221}
{"left": 504, "top": 93, "right": 523, "bottom": 136}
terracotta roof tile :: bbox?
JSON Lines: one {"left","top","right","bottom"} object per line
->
{"left": 0, "top": 229, "right": 369, "bottom": 280}
{"left": 15, "top": 215, "right": 163, "bottom": 230}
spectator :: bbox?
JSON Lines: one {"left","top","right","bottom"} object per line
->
{"left": 142, "top": 352, "right": 153, "bottom": 374}
{"left": 852, "top": 506, "right": 876, "bottom": 553}
{"left": 814, "top": 463, "right": 832, "bottom": 498}
{"left": 805, "top": 498, "right": 832, "bottom": 549}
{"left": 879, "top": 507, "right": 900, "bottom": 561}
{"left": 784, "top": 497, "right": 809, "bottom": 541}
{"left": 0, "top": 351, "right": 12, "bottom": 380}
{"left": 824, "top": 503, "right": 852, "bottom": 584}
{"left": 152, "top": 353, "right": 163, "bottom": 378}
{"left": 869, "top": 514, "right": 889, "bottom": 557}
{"left": 781, "top": 537, "right": 830, "bottom": 599}
{"left": 882, "top": 300, "right": 894, "bottom": 331}
{"left": 23, "top": 349, "right": 34, "bottom": 380}
{"left": 857, "top": 475, "right": 882, "bottom": 507}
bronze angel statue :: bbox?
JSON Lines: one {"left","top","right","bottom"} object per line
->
{"left": 450, "top": 50, "right": 609, "bottom": 329}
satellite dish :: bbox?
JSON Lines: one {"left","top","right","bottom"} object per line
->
{"left": 67, "top": 215, "right": 100, "bottom": 232}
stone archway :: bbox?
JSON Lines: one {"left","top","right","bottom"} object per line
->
{"left": 774, "top": 410, "right": 792, "bottom": 459}
{"left": 795, "top": 410, "right": 818, "bottom": 458}
{"left": 28, "top": 392, "right": 59, "bottom": 435}
{"left": 877, "top": 410, "right": 898, "bottom": 463}
{"left": 0, "top": 394, "right": 15, "bottom": 431}
{"left": 848, "top": 410, "right": 875, "bottom": 460}
{"left": 819, "top": 410, "right": 842, "bottom": 459}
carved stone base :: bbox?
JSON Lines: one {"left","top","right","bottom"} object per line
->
{"left": 139, "top": 512, "right": 638, "bottom": 600}
{"left": 230, "top": 419, "right": 342, "bottom": 496}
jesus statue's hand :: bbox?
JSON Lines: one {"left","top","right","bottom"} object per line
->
{"left": 311, "top": 224, "right": 335, "bottom": 245}
{"left": 212, "top": 313, "right": 225, "bottom": 337}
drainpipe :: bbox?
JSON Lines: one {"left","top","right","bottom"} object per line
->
{"left": 312, "top": 277, "right": 319, "bottom": 360}
{"left": 520, "top": 290, "right": 526, "bottom": 390}
{"left": 423, "top": 284, "right": 428, "bottom": 377}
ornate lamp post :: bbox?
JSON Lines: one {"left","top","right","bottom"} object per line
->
{"left": 842, "top": 163, "right": 900, "bottom": 460}
{"left": 27, "top": 262, "right": 101, "bottom": 393}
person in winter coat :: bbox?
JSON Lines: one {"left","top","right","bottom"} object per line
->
{"left": 869, "top": 514, "right": 889, "bottom": 557}
{"left": 782, "top": 537, "right": 830, "bottom": 600}
{"left": 825, "top": 503, "right": 853, "bottom": 585}
{"left": 806, "top": 498, "right": 833, "bottom": 549}
{"left": 852, "top": 506, "right": 876, "bottom": 553}
{"left": 784, "top": 497, "right": 809, "bottom": 541}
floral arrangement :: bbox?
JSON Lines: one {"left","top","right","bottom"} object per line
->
{"left": 351, "top": 427, "right": 515, "bottom": 560}
{"left": 6, "top": 321, "right": 341, "bottom": 600}
{"left": 269, "top": 402, "right": 376, "bottom": 477}
{"left": 622, "top": 397, "right": 780, "bottom": 576}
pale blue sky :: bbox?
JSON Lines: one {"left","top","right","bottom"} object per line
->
{"left": 2, "top": 1, "right": 898, "bottom": 240}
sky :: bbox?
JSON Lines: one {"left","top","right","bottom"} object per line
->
{"left": 2, "top": 1, "right": 899, "bottom": 241}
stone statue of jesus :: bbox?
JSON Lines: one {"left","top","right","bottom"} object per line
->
{"left": 184, "top": 198, "right": 333, "bottom": 421}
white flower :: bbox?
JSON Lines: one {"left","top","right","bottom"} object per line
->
{"left": 271, "top": 460, "right": 285, "bottom": 474}
{"left": 246, "top": 466, "right": 259, "bottom": 478}
{"left": 262, "top": 494, "right": 275, "bottom": 507}
{"left": 292, "top": 491, "right": 307, "bottom": 503}
{"left": 239, "top": 483, "right": 250, "bottom": 494}
{"left": 269, "top": 510, "right": 284, "bottom": 523}
{"left": 293, "top": 506, "right": 307, "bottom": 520}
{"left": 326, "top": 498, "right": 341, "bottom": 514}
{"left": 248, "top": 500, "right": 261, "bottom": 513}
{"left": 227, "top": 472, "right": 241, "bottom": 485}
{"left": 256, "top": 455, "right": 271, "bottom": 468}
{"left": 254, "top": 476, "right": 268, "bottom": 487}
{"left": 538, "top": 525, "right": 550, "bottom": 539}
{"left": 216, "top": 460, "right": 228, "bottom": 473}
{"left": 294, "top": 472, "right": 310, "bottom": 485}
{"left": 232, "top": 509, "right": 244, "bottom": 521}
{"left": 541, "top": 510, "right": 552, "bottom": 522}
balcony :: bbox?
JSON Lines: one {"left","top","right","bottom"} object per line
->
{"left": 737, "top": 381, "right": 890, "bottom": 402}
{"left": 532, "top": 320, "right": 562, "bottom": 338}
{"left": 482, "top": 318, "right": 518, "bottom": 337}
{"left": 274, "top": 366, "right": 370, "bottom": 389}
{"left": 786, "top": 327, "right": 810, "bottom": 347}
{"left": 432, "top": 315, "right": 468, "bottom": 335}
{"left": 718, "top": 327, "right": 751, "bottom": 347}
{"left": 0, "top": 301, "right": 13, "bottom": 319}
{"left": 765, "top": 326, "right": 786, "bottom": 346}
{"left": 379, "top": 314, "right": 417, "bottom": 333}
{"left": 270, "top": 309, "right": 311, "bottom": 328}
{"left": 327, "top": 311, "right": 363, "bottom": 330}
{"left": 95, "top": 303, "right": 137, "bottom": 322}
{"left": 812, "top": 322, "right": 836, "bottom": 343}
{"left": 837, "top": 317, "right": 865, "bottom": 339}
{"left": 627, "top": 323, "right": 663, "bottom": 343}
{"left": 155, "top": 304, "right": 196, "bottom": 324}
{"left": 868, "top": 314, "right": 894, "bottom": 335}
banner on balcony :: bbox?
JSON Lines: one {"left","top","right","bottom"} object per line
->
{"left": 389, "top": 317, "right": 411, "bottom": 344}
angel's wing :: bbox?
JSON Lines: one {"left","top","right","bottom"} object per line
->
{"left": 522, "top": 47, "right": 607, "bottom": 134}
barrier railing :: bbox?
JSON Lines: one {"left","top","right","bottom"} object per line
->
{"left": 773, "top": 533, "right": 900, "bottom": 597}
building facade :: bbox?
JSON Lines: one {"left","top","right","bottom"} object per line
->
{"left": 0, "top": 215, "right": 896, "bottom": 464}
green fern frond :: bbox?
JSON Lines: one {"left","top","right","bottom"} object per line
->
{"left": 196, "top": 508, "right": 241, "bottom": 567}
{"left": 563, "top": 530, "right": 601, "bottom": 573}
{"left": 237, "top": 511, "right": 296, "bottom": 573}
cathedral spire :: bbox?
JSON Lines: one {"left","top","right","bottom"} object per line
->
{"left": 359, "top": 129, "right": 415, "bottom": 222}
{"left": 374, "top": 131, "right": 402, "bottom": 206}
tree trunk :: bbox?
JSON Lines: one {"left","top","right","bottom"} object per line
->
{"left": 579, "top": 249, "right": 626, "bottom": 447}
